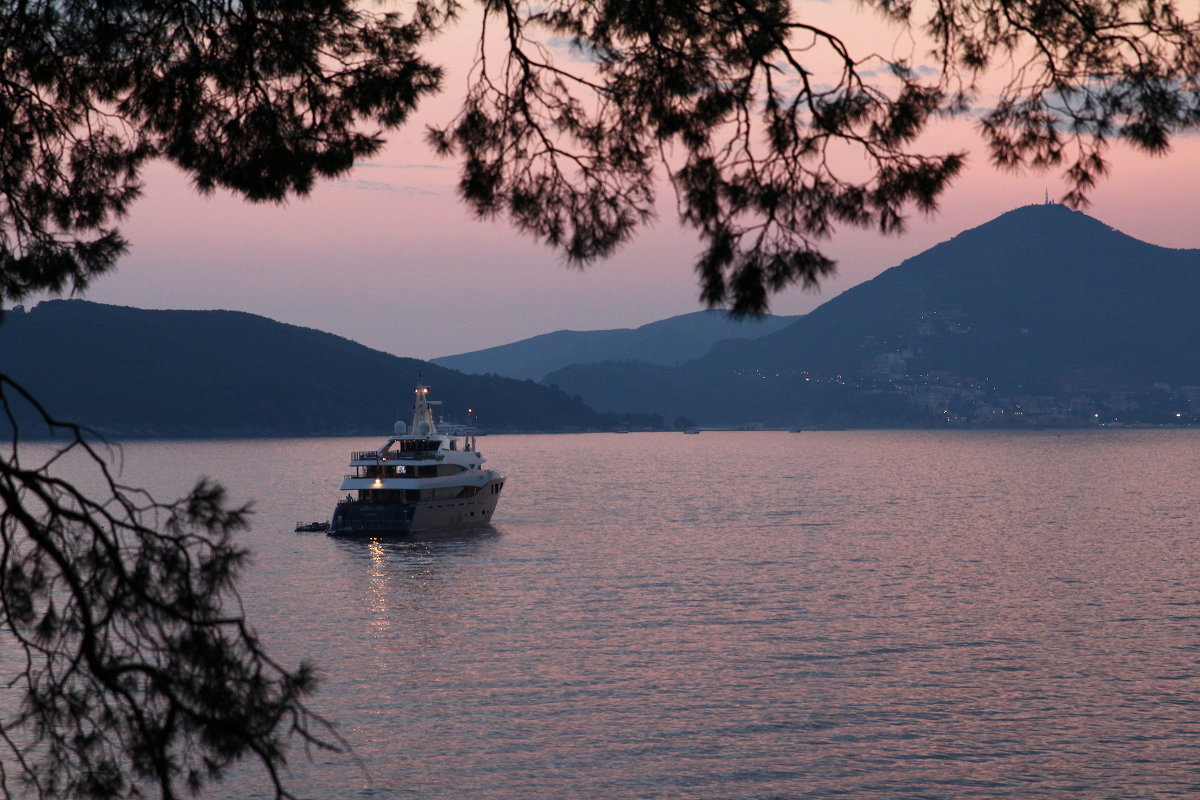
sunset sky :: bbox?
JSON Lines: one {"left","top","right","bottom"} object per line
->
{"left": 53, "top": 1, "right": 1200, "bottom": 361}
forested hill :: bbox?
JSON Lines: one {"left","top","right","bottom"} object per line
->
{"left": 0, "top": 300, "right": 606, "bottom": 437}
{"left": 431, "top": 309, "right": 801, "bottom": 381}
{"left": 545, "top": 204, "right": 1200, "bottom": 426}
{"left": 703, "top": 202, "right": 1200, "bottom": 384}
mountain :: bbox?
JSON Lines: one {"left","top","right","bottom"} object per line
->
{"left": 714, "top": 203, "right": 1200, "bottom": 381}
{"left": 0, "top": 300, "right": 608, "bottom": 437}
{"left": 430, "top": 309, "right": 801, "bottom": 381}
{"left": 546, "top": 204, "right": 1200, "bottom": 426}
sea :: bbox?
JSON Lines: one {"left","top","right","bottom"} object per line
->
{"left": 17, "top": 429, "right": 1200, "bottom": 799}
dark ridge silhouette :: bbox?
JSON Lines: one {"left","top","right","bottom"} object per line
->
{"left": 714, "top": 203, "right": 1200, "bottom": 380}
{"left": 0, "top": 300, "right": 606, "bottom": 437}
{"left": 546, "top": 204, "right": 1200, "bottom": 424}
{"left": 431, "top": 309, "right": 801, "bottom": 381}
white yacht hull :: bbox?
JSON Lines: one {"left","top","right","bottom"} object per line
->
{"left": 329, "top": 481, "right": 503, "bottom": 536}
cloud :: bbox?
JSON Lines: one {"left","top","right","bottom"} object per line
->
{"left": 337, "top": 161, "right": 455, "bottom": 194}
{"left": 545, "top": 35, "right": 603, "bottom": 64}
{"left": 855, "top": 63, "right": 941, "bottom": 80}
{"left": 338, "top": 179, "right": 437, "bottom": 196}
{"left": 356, "top": 162, "right": 452, "bottom": 171}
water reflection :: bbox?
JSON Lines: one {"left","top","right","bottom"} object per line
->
{"left": 328, "top": 528, "right": 500, "bottom": 632}
{"left": 329, "top": 526, "right": 500, "bottom": 565}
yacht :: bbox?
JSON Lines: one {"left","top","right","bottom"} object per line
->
{"left": 328, "top": 382, "right": 505, "bottom": 536}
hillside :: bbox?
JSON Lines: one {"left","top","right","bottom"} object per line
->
{"left": 0, "top": 300, "right": 607, "bottom": 437}
{"left": 547, "top": 204, "right": 1200, "bottom": 425}
{"left": 431, "top": 309, "right": 800, "bottom": 381}
{"left": 715, "top": 203, "right": 1200, "bottom": 383}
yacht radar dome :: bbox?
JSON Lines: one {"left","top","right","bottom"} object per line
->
{"left": 393, "top": 420, "right": 407, "bottom": 435}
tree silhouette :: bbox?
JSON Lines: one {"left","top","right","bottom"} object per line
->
{"left": 1, "top": 378, "right": 338, "bottom": 799}
{"left": 4, "top": 0, "right": 1197, "bottom": 314}
{"left": 3, "top": 1, "right": 1199, "bottom": 796}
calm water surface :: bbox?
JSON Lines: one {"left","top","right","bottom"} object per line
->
{"left": 41, "top": 431, "right": 1200, "bottom": 798}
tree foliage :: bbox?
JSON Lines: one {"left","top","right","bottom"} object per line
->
{"left": 429, "top": 0, "right": 1200, "bottom": 312}
{"left": 0, "top": 378, "right": 337, "bottom": 799}
{"left": 4, "top": 1, "right": 1200, "bottom": 315}
{"left": 0, "top": 0, "right": 446, "bottom": 305}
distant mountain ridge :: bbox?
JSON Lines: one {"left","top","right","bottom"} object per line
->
{"left": 8, "top": 205, "right": 1196, "bottom": 434}
{"left": 545, "top": 204, "right": 1200, "bottom": 426}
{"left": 711, "top": 203, "right": 1200, "bottom": 383}
{"left": 0, "top": 300, "right": 608, "bottom": 437}
{"left": 431, "top": 309, "right": 800, "bottom": 381}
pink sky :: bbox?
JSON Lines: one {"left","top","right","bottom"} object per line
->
{"left": 57, "top": 2, "right": 1200, "bottom": 360}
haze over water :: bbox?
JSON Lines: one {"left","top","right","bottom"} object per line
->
{"left": 51, "top": 430, "right": 1200, "bottom": 798}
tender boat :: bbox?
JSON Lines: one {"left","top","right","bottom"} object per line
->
{"left": 328, "top": 382, "right": 505, "bottom": 536}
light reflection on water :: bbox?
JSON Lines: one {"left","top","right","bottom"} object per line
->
{"left": 19, "top": 430, "right": 1200, "bottom": 798}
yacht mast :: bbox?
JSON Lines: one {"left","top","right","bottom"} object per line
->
{"left": 412, "top": 379, "right": 441, "bottom": 435}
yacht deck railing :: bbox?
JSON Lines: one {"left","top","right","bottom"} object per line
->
{"left": 350, "top": 448, "right": 443, "bottom": 461}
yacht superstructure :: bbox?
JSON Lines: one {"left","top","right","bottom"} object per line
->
{"left": 328, "top": 382, "right": 504, "bottom": 536}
